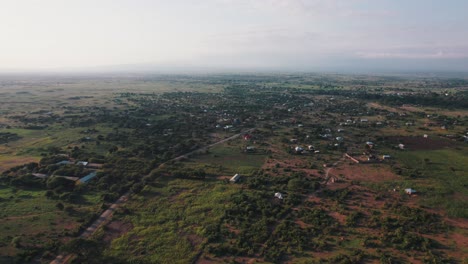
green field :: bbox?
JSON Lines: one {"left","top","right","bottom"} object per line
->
{"left": 391, "top": 148, "right": 468, "bottom": 217}
{"left": 0, "top": 185, "right": 103, "bottom": 262}
{"left": 103, "top": 177, "right": 240, "bottom": 263}
{"left": 191, "top": 143, "right": 266, "bottom": 175}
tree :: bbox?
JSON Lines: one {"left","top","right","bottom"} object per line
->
{"left": 56, "top": 202, "right": 64, "bottom": 210}
{"left": 61, "top": 238, "right": 103, "bottom": 263}
{"left": 46, "top": 176, "right": 75, "bottom": 192}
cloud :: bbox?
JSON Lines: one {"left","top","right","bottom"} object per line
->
{"left": 356, "top": 45, "right": 468, "bottom": 59}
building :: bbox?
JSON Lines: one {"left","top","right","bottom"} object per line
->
{"left": 78, "top": 172, "right": 97, "bottom": 184}
{"left": 245, "top": 146, "right": 255, "bottom": 153}
{"left": 230, "top": 174, "right": 241, "bottom": 183}
{"left": 405, "top": 188, "right": 416, "bottom": 195}
{"left": 274, "top": 192, "right": 283, "bottom": 199}
{"left": 56, "top": 160, "right": 73, "bottom": 165}
{"left": 76, "top": 161, "right": 89, "bottom": 167}
{"left": 295, "top": 146, "right": 304, "bottom": 153}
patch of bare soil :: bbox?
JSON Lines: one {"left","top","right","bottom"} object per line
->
{"left": 0, "top": 156, "right": 39, "bottom": 173}
{"left": 387, "top": 136, "right": 456, "bottom": 150}
{"left": 337, "top": 163, "right": 401, "bottom": 182}
{"left": 102, "top": 220, "right": 133, "bottom": 243}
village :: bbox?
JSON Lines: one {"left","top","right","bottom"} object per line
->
{"left": 0, "top": 74, "right": 466, "bottom": 263}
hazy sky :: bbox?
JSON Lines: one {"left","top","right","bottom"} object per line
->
{"left": 1, "top": 0, "right": 468, "bottom": 72}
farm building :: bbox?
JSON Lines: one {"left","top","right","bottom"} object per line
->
{"left": 230, "top": 174, "right": 241, "bottom": 183}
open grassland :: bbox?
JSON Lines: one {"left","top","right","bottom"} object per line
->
{"left": 102, "top": 177, "right": 239, "bottom": 264}
{"left": 0, "top": 185, "right": 103, "bottom": 262}
{"left": 389, "top": 148, "right": 468, "bottom": 218}
{"left": 191, "top": 142, "right": 267, "bottom": 175}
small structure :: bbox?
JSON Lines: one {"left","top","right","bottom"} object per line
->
{"left": 87, "top": 163, "right": 104, "bottom": 169}
{"left": 423, "top": 134, "right": 428, "bottom": 138}
{"left": 398, "top": 144, "right": 405, "bottom": 150}
{"left": 405, "top": 188, "right": 416, "bottom": 195}
{"left": 295, "top": 146, "right": 304, "bottom": 153}
{"left": 274, "top": 192, "right": 283, "bottom": 199}
{"left": 32, "top": 173, "right": 48, "bottom": 179}
{"left": 382, "top": 155, "right": 391, "bottom": 160}
{"left": 243, "top": 134, "right": 253, "bottom": 140}
{"left": 360, "top": 119, "right": 368, "bottom": 123}
{"left": 78, "top": 172, "right": 97, "bottom": 184}
{"left": 56, "top": 160, "right": 73, "bottom": 165}
{"left": 366, "top": 141, "right": 374, "bottom": 148}
{"left": 245, "top": 146, "right": 255, "bottom": 153}
{"left": 230, "top": 174, "right": 241, "bottom": 183}
{"left": 308, "top": 145, "right": 315, "bottom": 151}
{"left": 76, "top": 161, "right": 89, "bottom": 167}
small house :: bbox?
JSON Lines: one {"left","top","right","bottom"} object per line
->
{"left": 405, "top": 188, "right": 416, "bottom": 195}
{"left": 230, "top": 174, "right": 241, "bottom": 183}
{"left": 398, "top": 144, "right": 405, "bottom": 150}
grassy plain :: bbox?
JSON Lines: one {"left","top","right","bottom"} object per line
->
{"left": 103, "top": 177, "right": 239, "bottom": 264}
{"left": 0, "top": 185, "right": 103, "bottom": 262}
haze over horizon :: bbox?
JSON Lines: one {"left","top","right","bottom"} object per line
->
{"left": 1, "top": 0, "right": 468, "bottom": 73}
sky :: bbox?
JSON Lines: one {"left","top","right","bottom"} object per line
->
{"left": 1, "top": 0, "right": 468, "bottom": 73}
